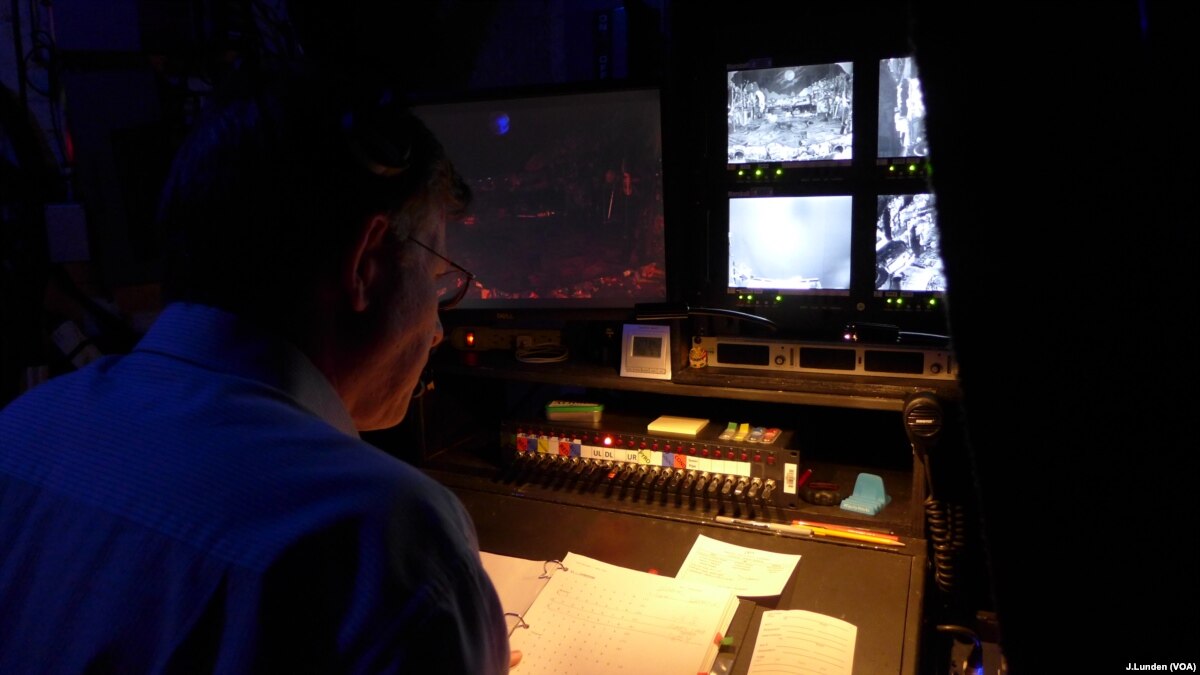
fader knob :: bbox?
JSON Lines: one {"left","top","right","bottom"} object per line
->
{"left": 720, "top": 476, "right": 735, "bottom": 496}
{"left": 761, "top": 479, "right": 777, "bottom": 500}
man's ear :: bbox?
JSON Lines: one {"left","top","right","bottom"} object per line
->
{"left": 344, "top": 214, "right": 394, "bottom": 313}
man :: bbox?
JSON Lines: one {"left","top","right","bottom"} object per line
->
{"left": 0, "top": 62, "right": 515, "bottom": 673}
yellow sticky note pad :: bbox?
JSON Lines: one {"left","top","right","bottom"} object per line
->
{"left": 647, "top": 416, "right": 710, "bottom": 437}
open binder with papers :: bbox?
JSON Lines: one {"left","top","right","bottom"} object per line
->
{"left": 481, "top": 550, "right": 740, "bottom": 675}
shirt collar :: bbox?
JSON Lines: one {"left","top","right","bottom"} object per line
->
{"left": 135, "top": 302, "right": 359, "bottom": 437}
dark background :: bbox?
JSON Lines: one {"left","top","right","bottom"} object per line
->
{"left": 2, "top": 1, "right": 1194, "bottom": 672}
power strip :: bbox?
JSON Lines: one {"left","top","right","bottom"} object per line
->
{"left": 449, "top": 326, "right": 562, "bottom": 351}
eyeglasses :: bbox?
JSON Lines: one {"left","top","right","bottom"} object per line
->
{"left": 405, "top": 236, "right": 475, "bottom": 311}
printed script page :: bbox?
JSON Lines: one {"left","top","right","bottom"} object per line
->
{"left": 746, "top": 609, "right": 857, "bottom": 675}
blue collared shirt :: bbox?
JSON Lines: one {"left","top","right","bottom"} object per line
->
{"left": 0, "top": 302, "right": 508, "bottom": 674}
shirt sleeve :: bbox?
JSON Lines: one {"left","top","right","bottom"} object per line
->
{"left": 245, "top": 476, "right": 510, "bottom": 675}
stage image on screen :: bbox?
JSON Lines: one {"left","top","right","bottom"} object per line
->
{"left": 877, "top": 56, "right": 928, "bottom": 158}
{"left": 413, "top": 89, "right": 666, "bottom": 309}
{"left": 875, "top": 193, "right": 945, "bottom": 292}
{"left": 727, "top": 62, "right": 854, "bottom": 165}
{"left": 727, "top": 195, "right": 853, "bottom": 293}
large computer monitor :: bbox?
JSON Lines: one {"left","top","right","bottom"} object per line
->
{"left": 412, "top": 87, "right": 667, "bottom": 311}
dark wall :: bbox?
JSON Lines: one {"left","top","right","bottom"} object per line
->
{"left": 911, "top": 1, "right": 1195, "bottom": 672}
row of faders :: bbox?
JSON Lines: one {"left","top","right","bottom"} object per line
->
{"left": 498, "top": 420, "right": 801, "bottom": 513}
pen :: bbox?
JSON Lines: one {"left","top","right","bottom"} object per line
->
{"left": 795, "top": 468, "right": 813, "bottom": 489}
{"left": 790, "top": 519, "right": 900, "bottom": 541}
{"left": 805, "top": 526, "right": 904, "bottom": 546}
{"left": 715, "top": 516, "right": 813, "bottom": 536}
{"left": 716, "top": 516, "right": 904, "bottom": 546}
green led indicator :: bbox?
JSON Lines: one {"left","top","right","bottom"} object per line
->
{"left": 747, "top": 294, "right": 755, "bottom": 301}
{"left": 754, "top": 168, "right": 763, "bottom": 177}
{"left": 908, "top": 164, "right": 917, "bottom": 173}
{"left": 886, "top": 297, "right": 894, "bottom": 304}
{"left": 775, "top": 168, "right": 784, "bottom": 176}
{"left": 929, "top": 298, "right": 938, "bottom": 307}
{"left": 775, "top": 294, "right": 782, "bottom": 302}
{"left": 888, "top": 165, "right": 895, "bottom": 172}
{"left": 896, "top": 298, "right": 904, "bottom": 306}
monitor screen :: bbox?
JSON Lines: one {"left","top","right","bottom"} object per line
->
{"left": 877, "top": 56, "right": 929, "bottom": 159}
{"left": 875, "top": 193, "right": 945, "bottom": 292}
{"left": 412, "top": 88, "right": 667, "bottom": 309}
{"left": 727, "top": 62, "right": 854, "bottom": 165}
{"left": 727, "top": 194, "right": 853, "bottom": 295}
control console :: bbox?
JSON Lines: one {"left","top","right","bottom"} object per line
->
{"left": 499, "top": 416, "right": 804, "bottom": 519}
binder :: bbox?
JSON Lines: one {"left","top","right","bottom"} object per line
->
{"left": 481, "top": 551, "right": 739, "bottom": 675}
{"left": 479, "top": 553, "right": 567, "bottom": 635}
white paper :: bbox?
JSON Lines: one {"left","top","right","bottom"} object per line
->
{"left": 508, "top": 552, "right": 739, "bottom": 675}
{"left": 675, "top": 534, "right": 802, "bottom": 597}
{"left": 480, "top": 551, "right": 559, "bottom": 634}
{"left": 747, "top": 609, "right": 857, "bottom": 675}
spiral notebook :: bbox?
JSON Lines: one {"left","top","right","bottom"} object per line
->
{"left": 482, "top": 551, "right": 739, "bottom": 675}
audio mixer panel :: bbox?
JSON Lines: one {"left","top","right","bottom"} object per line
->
{"left": 498, "top": 416, "right": 808, "bottom": 520}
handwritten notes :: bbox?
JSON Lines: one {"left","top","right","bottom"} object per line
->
{"left": 676, "top": 534, "right": 802, "bottom": 597}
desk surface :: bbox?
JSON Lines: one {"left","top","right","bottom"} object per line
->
{"left": 444, "top": 478, "right": 925, "bottom": 675}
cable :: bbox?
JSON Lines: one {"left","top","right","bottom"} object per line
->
{"left": 921, "top": 453, "right": 967, "bottom": 595}
{"left": 515, "top": 343, "right": 569, "bottom": 364}
{"left": 936, "top": 624, "right": 985, "bottom": 675}
{"left": 924, "top": 486, "right": 967, "bottom": 595}
{"left": 634, "top": 302, "right": 778, "bottom": 332}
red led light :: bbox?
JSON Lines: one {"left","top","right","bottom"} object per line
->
{"left": 465, "top": 331, "right": 476, "bottom": 347}
{"left": 603, "top": 436, "right": 613, "bottom": 446}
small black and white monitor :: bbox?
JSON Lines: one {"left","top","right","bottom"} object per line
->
{"left": 727, "top": 194, "right": 854, "bottom": 297}
{"left": 727, "top": 61, "right": 854, "bottom": 166}
{"left": 877, "top": 56, "right": 929, "bottom": 160}
{"left": 874, "top": 193, "right": 945, "bottom": 292}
